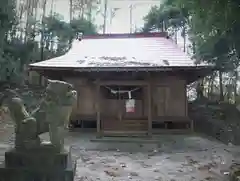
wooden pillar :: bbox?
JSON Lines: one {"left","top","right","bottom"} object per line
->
{"left": 147, "top": 81, "right": 152, "bottom": 136}
{"left": 96, "top": 79, "right": 101, "bottom": 137}
{"left": 185, "top": 82, "right": 193, "bottom": 131}
{"left": 184, "top": 82, "right": 188, "bottom": 117}
{"left": 77, "top": 87, "right": 80, "bottom": 108}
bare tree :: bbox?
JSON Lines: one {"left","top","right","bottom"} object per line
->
{"left": 72, "top": 0, "right": 98, "bottom": 21}
{"left": 70, "top": 0, "right": 73, "bottom": 21}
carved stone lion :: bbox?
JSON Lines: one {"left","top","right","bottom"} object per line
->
{"left": 5, "top": 80, "right": 77, "bottom": 151}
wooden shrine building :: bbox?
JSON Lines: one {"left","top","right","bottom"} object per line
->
{"left": 29, "top": 32, "right": 214, "bottom": 136}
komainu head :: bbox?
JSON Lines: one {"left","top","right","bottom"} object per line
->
{"left": 45, "top": 80, "right": 77, "bottom": 106}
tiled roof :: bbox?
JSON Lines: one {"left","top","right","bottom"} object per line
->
{"left": 29, "top": 33, "right": 208, "bottom": 71}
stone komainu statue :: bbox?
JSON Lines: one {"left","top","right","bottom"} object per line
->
{"left": 7, "top": 80, "right": 77, "bottom": 151}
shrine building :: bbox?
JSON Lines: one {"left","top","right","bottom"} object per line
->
{"left": 29, "top": 32, "right": 214, "bottom": 136}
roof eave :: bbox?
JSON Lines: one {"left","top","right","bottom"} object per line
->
{"left": 28, "top": 65, "right": 215, "bottom": 72}
{"left": 186, "top": 66, "right": 217, "bottom": 84}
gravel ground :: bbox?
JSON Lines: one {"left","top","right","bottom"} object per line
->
{"left": 68, "top": 134, "right": 238, "bottom": 181}
{"left": 0, "top": 121, "right": 240, "bottom": 181}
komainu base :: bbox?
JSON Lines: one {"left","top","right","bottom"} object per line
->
{"left": 0, "top": 147, "right": 76, "bottom": 181}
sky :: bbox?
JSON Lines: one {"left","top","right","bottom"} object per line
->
{"left": 49, "top": 0, "right": 160, "bottom": 33}
{"left": 36, "top": 0, "right": 186, "bottom": 51}
{"left": 50, "top": 0, "right": 186, "bottom": 48}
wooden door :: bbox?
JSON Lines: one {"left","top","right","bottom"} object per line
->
{"left": 78, "top": 86, "right": 95, "bottom": 115}
{"left": 153, "top": 86, "right": 169, "bottom": 117}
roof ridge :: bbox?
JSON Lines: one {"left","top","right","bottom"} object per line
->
{"left": 82, "top": 32, "right": 168, "bottom": 39}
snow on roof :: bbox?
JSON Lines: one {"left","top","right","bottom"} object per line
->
{"left": 29, "top": 33, "right": 206, "bottom": 70}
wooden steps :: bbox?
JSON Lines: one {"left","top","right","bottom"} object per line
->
{"left": 100, "top": 131, "right": 148, "bottom": 137}
{"left": 102, "top": 119, "right": 148, "bottom": 131}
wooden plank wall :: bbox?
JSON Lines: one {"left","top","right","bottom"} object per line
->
{"left": 151, "top": 76, "right": 186, "bottom": 118}
{"left": 65, "top": 78, "right": 97, "bottom": 120}
{"left": 65, "top": 75, "right": 187, "bottom": 123}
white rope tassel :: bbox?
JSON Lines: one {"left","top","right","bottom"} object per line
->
{"left": 128, "top": 91, "right": 132, "bottom": 99}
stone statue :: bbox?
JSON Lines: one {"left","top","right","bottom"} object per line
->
{"left": 6, "top": 80, "right": 77, "bottom": 151}
{"left": 0, "top": 80, "right": 77, "bottom": 181}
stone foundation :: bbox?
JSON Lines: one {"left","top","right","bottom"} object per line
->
{"left": 0, "top": 146, "right": 76, "bottom": 181}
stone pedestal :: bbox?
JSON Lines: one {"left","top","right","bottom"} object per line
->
{"left": 230, "top": 164, "right": 240, "bottom": 181}
{"left": 0, "top": 146, "right": 76, "bottom": 181}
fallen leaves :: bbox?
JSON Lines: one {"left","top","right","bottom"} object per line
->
{"left": 104, "top": 170, "right": 121, "bottom": 177}
{"left": 129, "top": 171, "right": 138, "bottom": 176}
{"left": 120, "top": 163, "right": 126, "bottom": 168}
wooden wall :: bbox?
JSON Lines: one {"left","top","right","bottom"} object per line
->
{"left": 65, "top": 75, "right": 187, "bottom": 121}
{"left": 65, "top": 78, "right": 96, "bottom": 120}
{"left": 28, "top": 70, "right": 47, "bottom": 86}
{"left": 152, "top": 76, "right": 187, "bottom": 118}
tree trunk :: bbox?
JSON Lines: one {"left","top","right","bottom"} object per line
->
{"left": 196, "top": 79, "right": 204, "bottom": 99}
{"left": 81, "top": 5, "right": 85, "bottom": 19}
{"left": 32, "top": 0, "right": 40, "bottom": 41}
{"left": 103, "top": 0, "right": 108, "bottom": 33}
{"left": 234, "top": 70, "right": 238, "bottom": 104}
{"left": 219, "top": 70, "right": 224, "bottom": 101}
{"left": 39, "top": 0, "right": 47, "bottom": 85}
{"left": 40, "top": 0, "right": 47, "bottom": 56}
{"left": 87, "top": 0, "right": 93, "bottom": 30}
{"left": 209, "top": 74, "right": 215, "bottom": 100}
{"left": 88, "top": 1, "right": 92, "bottom": 22}
{"left": 207, "top": 76, "right": 211, "bottom": 99}
{"left": 24, "top": 0, "right": 34, "bottom": 43}
{"left": 50, "top": 0, "right": 54, "bottom": 15}
{"left": 24, "top": 0, "right": 30, "bottom": 43}
{"left": 18, "top": 3, "right": 24, "bottom": 41}
{"left": 183, "top": 27, "right": 186, "bottom": 52}
{"left": 192, "top": 41, "right": 196, "bottom": 54}
{"left": 161, "top": 21, "right": 164, "bottom": 32}
{"left": 174, "top": 29, "right": 177, "bottom": 44}
{"left": 69, "top": 0, "right": 73, "bottom": 21}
